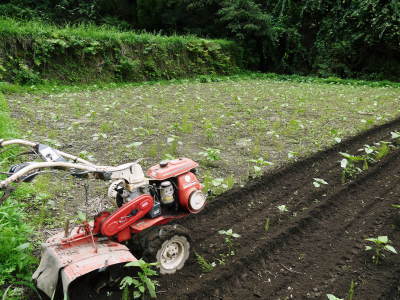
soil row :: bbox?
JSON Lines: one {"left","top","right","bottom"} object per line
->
{"left": 158, "top": 117, "right": 400, "bottom": 299}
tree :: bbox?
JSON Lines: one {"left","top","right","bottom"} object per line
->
{"left": 217, "top": 0, "right": 276, "bottom": 71}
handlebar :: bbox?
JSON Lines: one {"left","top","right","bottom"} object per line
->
{"left": 0, "top": 139, "right": 148, "bottom": 198}
{"left": 0, "top": 139, "right": 96, "bottom": 166}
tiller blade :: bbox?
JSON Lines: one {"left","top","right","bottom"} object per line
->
{"left": 32, "top": 229, "right": 136, "bottom": 299}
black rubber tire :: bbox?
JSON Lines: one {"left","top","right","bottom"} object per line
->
{"left": 141, "top": 224, "right": 192, "bottom": 274}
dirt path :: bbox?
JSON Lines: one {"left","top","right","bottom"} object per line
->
{"left": 156, "top": 118, "right": 400, "bottom": 299}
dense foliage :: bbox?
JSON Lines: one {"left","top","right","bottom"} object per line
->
{"left": 0, "top": 0, "right": 399, "bottom": 80}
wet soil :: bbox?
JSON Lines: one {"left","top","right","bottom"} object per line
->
{"left": 154, "top": 118, "right": 400, "bottom": 300}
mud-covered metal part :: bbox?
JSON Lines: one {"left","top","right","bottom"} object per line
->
{"left": 33, "top": 229, "right": 136, "bottom": 298}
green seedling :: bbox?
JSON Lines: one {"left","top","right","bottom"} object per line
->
{"left": 218, "top": 229, "right": 240, "bottom": 256}
{"left": 313, "top": 178, "right": 328, "bottom": 188}
{"left": 327, "top": 280, "right": 355, "bottom": 300}
{"left": 121, "top": 259, "right": 159, "bottom": 299}
{"left": 198, "top": 147, "right": 221, "bottom": 162}
{"left": 326, "top": 294, "right": 343, "bottom": 300}
{"left": 365, "top": 236, "right": 397, "bottom": 264}
{"left": 264, "top": 217, "right": 270, "bottom": 232}
{"left": 277, "top": 205, "right": 288, "bottom": 213}
{"left": 391, "top": 131, "right": 400, "bottom": 146}
{"left": 202, "top": 173, "right": 234, "bottom": 196}
{"left": 288, "top": 151, "right": 299, "bottom": 160}
{"left": 248, "top": 157, "right": 273, "bottom": 177}
{"left": 340, "top": 140, "right": 393, "bottom": 182}
{"left": 195, "top": 252, "right": 216, "bottom": 273}
{"left": 391, "top": 131, "right": 400, "bottom": 139}
{"left": 339, "top": 152, "right": 365, "bottom": 182}
{"left": 79, "top": 150, "right": 96, "bottom": 162}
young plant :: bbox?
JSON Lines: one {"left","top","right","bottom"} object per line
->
{"left": 166, "top": 135, "right": 182, "bottom": 156}
{"left": 326, "top": 295, "right": 343, "bottom": 300}
{"left": 202, "top": 173, "right": 234, "bottom": 196}
{"left": 287, "top": 151, "right": 299, "bottom": 160}
{"left": 218, "top": 229, "right": 241, "bottom": 256}
{"left": 391, "top": 131, "right": 400, "bottom": 146}
{"left": 327, "top": 280, "right": 355, "bottom": 300}
{"left": 277, "top": 205, "right": 288, "bottom": 213}
{"left": 313, "top": 178, "right": 328, "bottom": 188}
{"left": 339, "top": 152, "right": 364, "bottom": 182}
{"left": 248, "top": 157, "right": 273, "bottom": 177}
{"left": 195, "top": 252, "right": 216, "bottom": 273}
{"left": 121, "top": 259, "right": 159, "bottom": 299}
{"left": 365, "top": 236, "right": 398, "bottom": 264}
{"left": 198, "top": 147, "right": 221, "bottom": 162}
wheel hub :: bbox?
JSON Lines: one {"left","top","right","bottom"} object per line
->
{"left": 160, "top": 241, "right": 184, "bottom": 269}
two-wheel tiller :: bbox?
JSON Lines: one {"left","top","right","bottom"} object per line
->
{"left": 0, "top": 139, "right": 207, "bottom": 299}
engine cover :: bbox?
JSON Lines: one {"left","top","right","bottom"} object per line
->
{"left": 146, "top": 158, "right": 198, "bottom": 180}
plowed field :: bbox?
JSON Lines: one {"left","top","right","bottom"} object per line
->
{"left": 157, "top": 118, "right": 400, "bottom": 300}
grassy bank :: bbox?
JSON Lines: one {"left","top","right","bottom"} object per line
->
{"left": 0, "top": 17, "right": 243, "bottom": 85}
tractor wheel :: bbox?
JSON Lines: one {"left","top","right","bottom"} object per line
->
{"left": 142, "top": 225, "right": 191, "bottom": 274}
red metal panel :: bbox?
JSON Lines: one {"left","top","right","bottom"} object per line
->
{"left": 146, "top": 158, "right": 198, "bottom": 180}
{"left": 101, "top": 194, "right": 154, "bottom": 238}
{"left": 129, "top": 214, "right": 188, "bottom": 233}
{"left": 177, "top": 172, "right": 203, "bottom": 213}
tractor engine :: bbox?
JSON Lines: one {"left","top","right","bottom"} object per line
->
{"left": 108, "top": 158, "right": 206, "bottom": 218}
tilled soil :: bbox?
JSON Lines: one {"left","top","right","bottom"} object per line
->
{"left": 155, "top": 118, "right": 400, "bottom": 300}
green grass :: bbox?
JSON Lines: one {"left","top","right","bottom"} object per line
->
{"left": 0, "top": 92, "right": 43, "bottom": 300}
{"left": 0, "top": 17, "right": 232, "bottom": 45}
{"left": 1, "top": 71, "right": 399, "bottom": 96}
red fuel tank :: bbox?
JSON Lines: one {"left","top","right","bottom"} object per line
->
{"left": 146, "top": 158, "right": 198, "bottom": 180}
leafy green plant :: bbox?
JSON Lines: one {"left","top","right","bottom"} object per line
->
{"left": 287, "top": 151, "right": 299, "bottom": 160}
{"left": 202, "top": 173, "right": 234, "bottom": 196}
{"left": 166, "top": 135, "right": 182, "bottom": 156}
{"left": 218, "top": 228, "right": 241, "bottom": 256}
{"left": 121, "top": 259, "right": 159, "bottom": 299}
{"left": 203, "top": 119, "right": 217, "bottom": 140}
{"left": 195, "top": 252, "right": 216, "bottom": 273}
{"left": 340, "top": 141, "right": 394, "bottom": 182}
{"left": 326, "top": 294, "right": 343, "bottom": 300}
{"left": 365, "top": 236, "right": 397, "bottom": 264}
{"left": 339, "top": 152, "right": 365, "bottom": 182}
{"left": 277, "top": 205, "right": 288, "bottom": 213}
{"left": 248, "top": 157, "right": 273, "bottom": 176}
{"left": 327, "top": 280, "right": 355, "bottom": 300}
{"left": 198, "top": 147, "right": 221, "bottom": 162}
{"left": 391, "top": 131, "right": 400, "bottom": 146}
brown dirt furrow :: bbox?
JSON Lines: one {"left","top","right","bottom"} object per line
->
{"left": 171, "top": 151, "right": 400, "bottom": 300}
{"left": 157, "top": 119, "right": 400, "bottom": 299}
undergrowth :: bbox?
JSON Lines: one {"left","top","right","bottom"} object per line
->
{"left": 0, "top": 17, "right": 242, "bottom": 85}
{"left": 1, "top": 71, "right": 399, "bottom": 96}
{"left": 0, "top": 92, "right": 40, "bottom": 299}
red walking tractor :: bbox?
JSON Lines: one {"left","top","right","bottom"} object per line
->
{"left": 0, "top": 139, "right": 207, "bottom": 299}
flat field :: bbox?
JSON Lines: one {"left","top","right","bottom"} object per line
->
{"left": 5, "top": 77, "right": 400, "bottom": 299}
{"left": 7, "top": 78, "right": 400, "bottom": 192}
